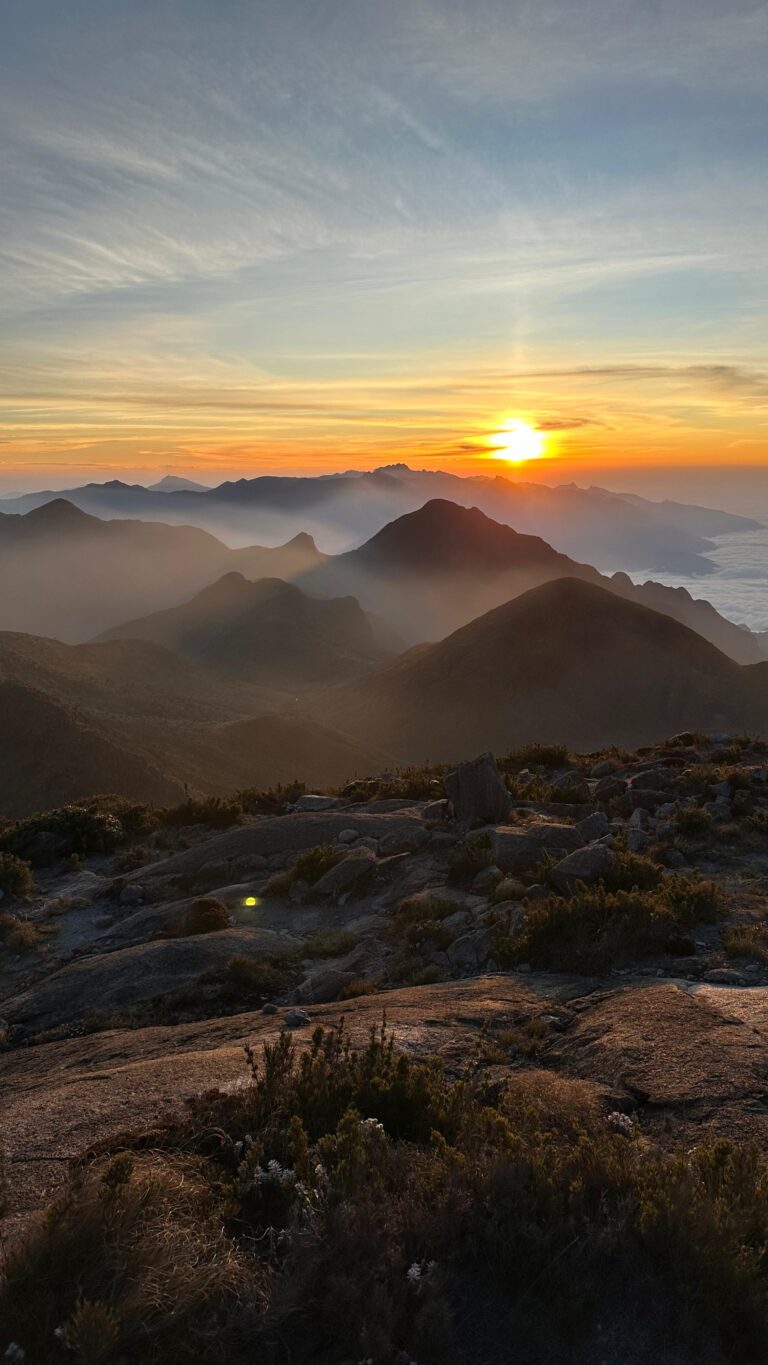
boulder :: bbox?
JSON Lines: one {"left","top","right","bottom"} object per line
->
{"left": 576, "top": 811, "right": 610, "bottom": 842}
{"left": 594, "top": 776, "right": 627, "bottom": 801}
{"left": 292, "top": 795, "right": 340, "bottom": 812}
{"left": 549, "top": 844, "right": 616, "bottom": 894}
{"left": 296, "top": 967, "right": 358, "bottom": 1004}
{"left": 422, "top": 798, "right": 450, "bottom": 822}
{"left": 312, "top": 847, "right": 378, "bottom": 898}
{"left": 446, "top": 925, "right": 497, "bottom": 972}
{"left": 549, "top": 772, "right": 591, "bottom": 803}
{"left": 492, "top": 823, "right": 583, "bottom": 874}
{"left": 444, "top": 753, "right": 509, "bottom": 827}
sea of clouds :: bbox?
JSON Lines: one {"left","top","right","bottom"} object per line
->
{"left": 629, "top": 527, "right": 768, "bottom": 634}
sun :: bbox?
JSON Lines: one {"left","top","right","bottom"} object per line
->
{"left": 488, "top": 419, "right": 545, "bottom": 465}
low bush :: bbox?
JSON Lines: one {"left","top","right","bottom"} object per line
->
{"left": 496, "top": 873, "right": 723, "bottom": 974}
{"left": 447, "top": 832, "right": 494, "bottom": 884}
{"left": 161, "top": 797, "right": 245, "bottom": 830}
{"left": 265, "top": 844, "right": 343, "bottom": 897}
{"left": 303, "top": 928, "right": 358, "bottom": 959}
{"left": 339, "top": 765, "right": 447, "bottom": 803}
{"left": 723, "top": 923, "right": 768, "bottom": 963}
{"left": 5, "top": 1027, "right": 768, "bottom": 1363}
{"left": 0, "top": 851, "right": 33, "bottom": 898}
{"left": 500, "top": 743, "right": 570, "bottom": 772}
{"left": 0, "top": 911, "right": 41, "bottom": 953}
{"left": 160, "top": 897, "right": 232, "bottom": 938}
{"left": 0, "top": 805, "right": 123, "bottom": 864}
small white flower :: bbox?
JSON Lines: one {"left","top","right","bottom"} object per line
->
{"left": 407, "top": 1262, "right": 423, "bottom": 1283}
{"left": 607, "top": 1110, "right": 635, "bottom": 1137}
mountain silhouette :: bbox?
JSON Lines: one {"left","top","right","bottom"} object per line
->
{"left": 318, "top": 577, "right": 768, "bottom": 758}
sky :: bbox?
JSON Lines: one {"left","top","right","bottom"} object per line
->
{"left": 1, "top": 0, "right": 767, "bottom": 494}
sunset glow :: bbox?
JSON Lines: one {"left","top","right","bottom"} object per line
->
{"left": 488, "top": 421, "right": 546, "bottom": 465}
{"left": 0, "top": 1, "right": 765, "bottom": 494}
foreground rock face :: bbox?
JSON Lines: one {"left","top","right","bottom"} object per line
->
{"left": 5, "top": 973, "right": 768, "bottom": 1245}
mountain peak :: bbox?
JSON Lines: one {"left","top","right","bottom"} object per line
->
{"left": 24, "top": 499, "right": 95, "bottom": 528}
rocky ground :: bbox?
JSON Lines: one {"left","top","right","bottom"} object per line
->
{"left": 5, "top": 736, "right": 768, "bottom": 1361}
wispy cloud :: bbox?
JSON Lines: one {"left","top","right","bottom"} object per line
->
{"left": 0, "top": 0, "right": 766, "bottom": 481}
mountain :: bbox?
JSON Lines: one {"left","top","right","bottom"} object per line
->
{"left": 0, "top": 632, "right": 388, "bottom": 816}
{"left": 317, "top": 578, "right": 768, "bottom": 759}
{"left": 300, "top": 499, "right": 598, "bottom": 642}
{"left": 0, "top": 681, "right": 186, "bottom": 815}
{"left": 3, "top": 464, "right": 757, "bottom": 572}
{"left": 617, "top": 491, "right": 762, "bottom": 538}
{"left": 299, "top": 500, "right": 763, "bottom": 661}
{"left": 98, "top": 574, "right": 394, "bottom": 686}
{"left": 0, "top": 501, "right": 326, "bottom": 643}
{"left": 146, "top": 476, "right": 210, "bottom": 493}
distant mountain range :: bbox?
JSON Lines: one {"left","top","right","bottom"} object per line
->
{"left": 2, "top": 464, "right": 759, "bottom": 573}
{"left": 0, "top": 499, "right": 325, "bottom": 642}
{"left": 1, "top": 494, "right": 767, "bottom": 815}
{"left": 316, "top": 577, "right": 768, "bottom": 759}
{"left": 1, "top": 496, "right": 761, "bottom": 663}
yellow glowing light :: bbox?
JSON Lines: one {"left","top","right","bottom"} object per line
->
{"left": 244, "top": 896, "right": 259, "bottom": 907}
{"left": 488, "top": 420, "right": 545, "bottom": 464}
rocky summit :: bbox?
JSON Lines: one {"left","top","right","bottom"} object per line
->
{"left": 5, "top": 734, "right": 768, "bottom": 1361}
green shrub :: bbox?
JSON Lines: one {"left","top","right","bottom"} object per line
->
{"left": 0, "top": 851, "right": 33, "bottom": 898}
{"left": 0, "top": 806, "right": 123, "bottom": 865}
{"left": 6, "top": 1028, "right": 768, "bottom": 1364}
{"left": 497, "top": 874, "right": 723, "bottom": 974}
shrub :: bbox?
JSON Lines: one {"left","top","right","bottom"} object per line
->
{"left": 238, "top": 781, "right": 306, "bottom": 816}
{"left": 303, "top": 928, "right": 358, "bottom": 959}
{"left": 500, "top": 743, "right": 570, "bottom": 772}
{"left": 0, "top": 806, "right": 122, "bottom": 865}
{"left": 447, "top": 832, "right": 494, "bottom": 884}
{"left": 0, "top": 852, "right": 33, "bottom": 898}
{"left": 722, "top": 923, "right": 768, "bottom": 963}
{"left": 162, "top": 898, "right": 231, "bottom": 938}
{"left": 0, "top": 911, "right": 41, "bottom": 953}
{"left": 496, "top": 874, "right": 723, "bottom": 974}
{"left": 676, "top": 807, "right": 714, "bottom": 839}
{"left": 6, "top": 1028, "right": 768, "bottom": 1364}
{"left": 600, "top": 851, "right": 664, "bottom": 893}
{"left": 339, "top": 765, "right": 447, "bottom": 803}
{"left": 266, "top": 844, "right": 343, "bottom": 897}
{"left": 161, "top": 797, "right": 245, "bottom": 829}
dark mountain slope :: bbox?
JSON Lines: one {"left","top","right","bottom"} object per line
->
{"left": 318, "top": 578, "right": 767, "bottom": 759}
{"left": 0, "top": 632, "right": 385, "bottom": 814}
{"left": 99, "top": 574, "right": 392, "bottom": 686}
{"left": 300, "top": 500, "right": 762, "bottom": 660}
